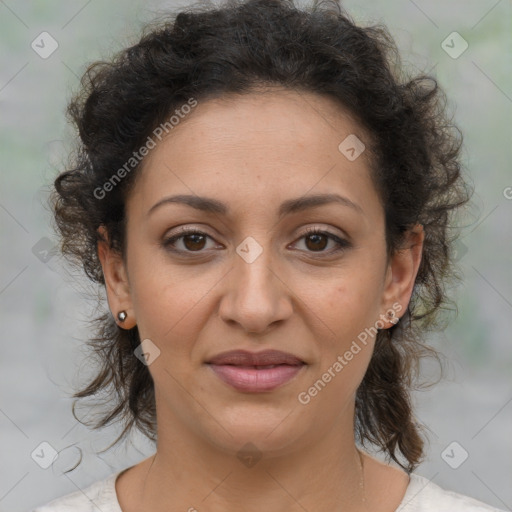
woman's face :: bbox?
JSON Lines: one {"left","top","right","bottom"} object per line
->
{"left": 99, "top": 88, "right": 423, "bottom": 456}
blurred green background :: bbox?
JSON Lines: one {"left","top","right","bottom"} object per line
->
{"left": 0, "top": 1, "right": 511, "bottom": 510}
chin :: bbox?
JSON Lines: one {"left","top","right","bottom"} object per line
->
{"left": 201, "top": 404, "right": 308, "bottom": 456}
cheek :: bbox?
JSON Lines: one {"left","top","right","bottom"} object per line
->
{"left": 310, "top": 283, "right": 377, "bottom": 404}
{"left": 321, "top": 275, "right": 381, "bottom": 334}
{"left": 136, "top": 279, "right": 201, "bottom": 339}
{"left": 129, "top": 255, "right": 219, "bottom": 355}
{"left": 306, "top": 274, "right": 380, "bottom": 386}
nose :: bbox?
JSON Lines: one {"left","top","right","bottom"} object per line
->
{"left": 217, "top": 240, "right": 293, "bottom": 335}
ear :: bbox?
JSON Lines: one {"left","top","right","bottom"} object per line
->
{"left": 379, "top": 223, "right": 424, "bottom": 327}
{"left": 97, "top": 225, "right": 136, "bottom": 329}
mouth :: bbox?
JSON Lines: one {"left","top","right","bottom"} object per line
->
{"left": 205, "top": 350, "right": 306, "bottom": 393}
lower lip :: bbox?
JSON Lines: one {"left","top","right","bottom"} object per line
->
{"left": 207, "top": 364, "right": 305, "bottom": 392}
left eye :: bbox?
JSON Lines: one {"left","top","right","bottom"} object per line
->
{"left": 292, "top": 227, "right": 350, "bottom": 254}
{"left": 162, "top": 227, "right": 350, "bottom": 255}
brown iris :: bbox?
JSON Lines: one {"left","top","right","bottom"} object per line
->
{"left": 182, "top": 233, "right": 207, "bottom": 251}
{"left": 305, "top": 232, "right": 328, "bottom": 251}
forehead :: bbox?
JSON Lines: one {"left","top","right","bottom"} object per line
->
{"left": 156, "top": 88, "right": 368, "bottom": 156}
{"left": 127, "top": 88, "right": 382, "bottom": 224}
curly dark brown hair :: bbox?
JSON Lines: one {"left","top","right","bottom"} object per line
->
{"left": 50, "top": 0, "right": 473, "bottom": 473}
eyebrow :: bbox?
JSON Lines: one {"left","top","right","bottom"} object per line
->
{"left": 147, "top": 192, "right": 364, "bottom": 218}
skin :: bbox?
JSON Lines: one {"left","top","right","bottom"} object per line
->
{"left": 97, "top": 88, "right": 424, "bottom": 512}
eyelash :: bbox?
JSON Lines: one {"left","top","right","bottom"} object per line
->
{"left": 162, "top": 226, "right": 351, "bottom": 256}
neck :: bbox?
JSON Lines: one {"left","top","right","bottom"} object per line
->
{"left": 129, "top": 409, "right": 368, "bottom": 512}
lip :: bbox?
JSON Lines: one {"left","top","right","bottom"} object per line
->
{"left": 206, "top": 349, "right": 306, "bottom": 392}
{"left": 207, "top": 349, "right": 305, "bottom": 366}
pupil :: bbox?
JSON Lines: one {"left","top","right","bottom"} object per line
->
{"left": 307, "top": 234, "right": 327, "bottom": 251}
{"left": 185, "top": 234, "right": 205, "bottom": 250}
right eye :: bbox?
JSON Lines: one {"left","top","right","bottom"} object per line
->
{"left": 162, "top": 228, "right": 220, "bottom": 253}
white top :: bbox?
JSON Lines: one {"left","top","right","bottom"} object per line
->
{"left": 31, "top": 471, "right": 506, "bottom": 512}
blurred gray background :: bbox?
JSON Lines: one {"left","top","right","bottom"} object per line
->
{"left": 1, "top": 1, "right": 511, "bottom": 511}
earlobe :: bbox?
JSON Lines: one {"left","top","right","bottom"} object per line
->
{"left": 97, "top": 225, "right": 137, "bottom": 329}
{"left": 380, "top": 223, "right": 424, "bottom": 328}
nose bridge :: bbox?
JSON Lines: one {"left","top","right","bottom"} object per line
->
{"left": 218, "top": 234, "right": 291, "bottom": 333}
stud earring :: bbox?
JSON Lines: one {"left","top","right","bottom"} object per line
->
{"left": 387, "top": 311, "right": 399, "bottom": 325}
{"left": 117, "top": 311, "right": 127, "bottom": 322}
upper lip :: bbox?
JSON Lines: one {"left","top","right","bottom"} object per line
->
{"left": 206, "top": 349, "right": 305, "bottom": 366}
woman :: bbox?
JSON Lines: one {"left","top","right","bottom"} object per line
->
{"left": 32, "top": 0, "right": 505, "bottom": 510}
